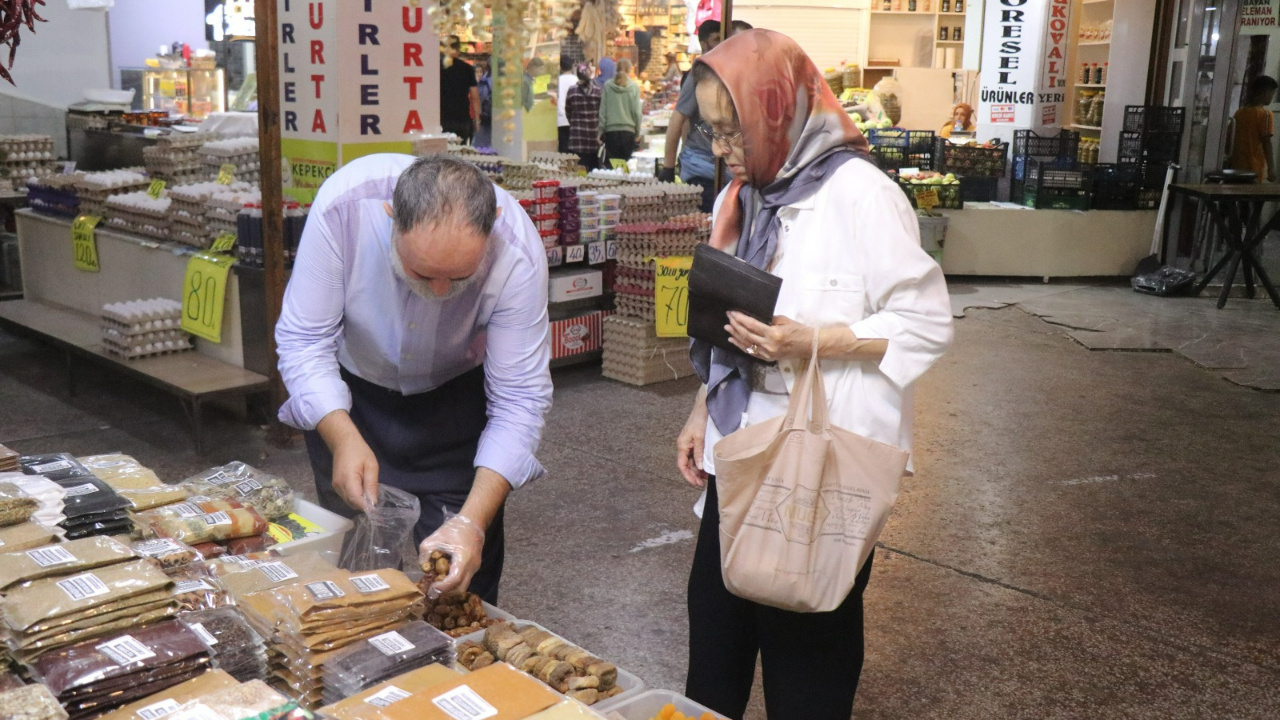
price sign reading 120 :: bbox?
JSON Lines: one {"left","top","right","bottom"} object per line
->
{"left": 654, "top": 255, "right": 693, "bottom": 338}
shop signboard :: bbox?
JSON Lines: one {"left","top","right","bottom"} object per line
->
{"left": 1037, "top": 0, "right": 1073, "bottom": 129}
{"left": 278, "top": 0, "right": 440, "bottom": 201}
{"left": 1241, "top": 0, "right": 1279, "bottom": 32}
{"left": 977, "top": 0, "right": 1060, "bottom": 142}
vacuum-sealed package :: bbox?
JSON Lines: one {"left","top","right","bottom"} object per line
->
{"left": 93, "top": 669, "right": 237, "bottom": 720}
{"left": 116, "top": 485, "right": 190, "bottom": 512}
{"left": 0, "top": 473, "right": 67, "bottom": 527}
{"left": 20, "top": 454, "right": 94, "bottom": 482}
{"left": 218, "top": 551, "right": 336, "bottom": 599}
{"left": 169, "top": 679, "right": 289, "bottom": 720}
{"left": 222, "top": 533, "right": 277, "bottom": 556}
{"left": 31, "top": 620, "right": 210, "bottom": 697}
{"left": 133, "top": 498, "right": 243, "bottom": 527}
{"left": 0, "top": 536, "right": 137, "bottom": 591}
{"left": 148, "top": 507, "right": 268, "bottom": 546}
{"left": 0, "top": 481, "right": 38, "bottom": 527}
{"left": 319, "top": 620, "right": 453, "bottom": 703}
{"left": 50, "top": 476, "right": 130, "bottom": 520}
{"left": 132, "top": 538, "right": 201, "bottom": 571}
{"left": 0, "top": 683, "right": 68, "bottom": 720}
{"left": 169, "top": 566, "right": 233, "bottom": 612}
{"left": 180, "top": 463, "right": 296, "bottom": 520}
{"left": 0, "top": 521, "right": 62, "bottom": 552}
{"left": 317, "top": 663, "right": 462, "bottom": 720}
{"left": 178, "top": 608, "right": 267, "bottom": 682}
{"left": 77, "top": 454, "right": 163, "bottom": 488}
{"left": 265, "top": 569, "right": 423, "bottom": 628}
{"left": 2, "top": 558, "right": 172, "bottom": 633}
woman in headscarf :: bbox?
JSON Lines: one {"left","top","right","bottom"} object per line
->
{"left": 940, "top": 102, "right": 976, "bottom": 138}
{"left": 675, "top": 30, "right": 953, "bottom": 719}
{"left": 595, "top": 56, "right": 616, "bottom": 89}
{"left": 598, "top": 57, "right": 642, "bottom": 165}
{"left": 565, "top": 63, "right": 602, "bottom": 171}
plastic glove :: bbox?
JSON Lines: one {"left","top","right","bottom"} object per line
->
{"left": 418, "top": 513, "right": 485, "bottom": 599}
{"left": 657, "top": 167, "right": 676, "bottom": 183}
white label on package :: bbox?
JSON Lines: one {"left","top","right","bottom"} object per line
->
{"left": 201, "top": 511, "right": 232, "bottom": 526}
{"left": 173, "top": 579, "right": 215, "bottom": 594}
{"left": 233, "top": 479, "right": 262, "bottom": 496}
{"left": 257, "top": 561, "right": 298, "bottom": 583}
{"left": 432, "top": 685, "right": 498, "bottom": 720}
{"left": 57, "top": 572, "right": 109, "bottom": 601}
{"left": 137, "top": 699, "right": 182, "bottom": 720}
{"left": 134, "top": 539, "right": 182, "bottom": 557}
{"left": 64, "top": 482, "right": 101, "bottom": 497}
{"left": 188, "top": 622, "right": 218, "bottom": 646}
{"left": 169, "top": 503, "right": 203, "bottom": 518}
{"left": 369, "top": 630, "right": 415, "bottom": 657}
{"left": 306, "top": 580, "right": 345, "bottom": 601}
{"left": 351, "top": 573, "right": 391, "bottom": 594}
{"left": 30, "top": 460, "right": 74, "bottom": 473}
{"left": 166, "top": 704, "right": 225, "bottom": 720}
{"left": 365, "top": 685, "right": 413, "bottom": 708}
{"left": 96, "top": 634, "right": 156, "bottom": 666}
{"left": 206, "top": 470, "right": 237, "bottom": 485}
{"left": 26, "top": 544, "right": 78, "bottom": 567}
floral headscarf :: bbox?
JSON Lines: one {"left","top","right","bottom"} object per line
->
{"left": 690, "top": 29, "right": 871, "bottom": 436}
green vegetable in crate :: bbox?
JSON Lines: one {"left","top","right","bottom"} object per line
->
{"left": 900, "top": 171, "right": 959, "bottom": 185}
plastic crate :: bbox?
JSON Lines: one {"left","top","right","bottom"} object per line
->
{"left": 1118, "top": 131, "right": 1183, "bottom": 164}
{"left": 1090, "top": 163, "right": 1141, "bottom": 210}
{"left": 1013, "top": 129, "right": 1081, "bottom": 162}
{"left": 1023, "top": 158, "right": 1091, "bottom": 210}
{"left": 960, "top": 176, "right": 999, "bottom": 202}
{"left": 936, "top": 139, "right": 1009, "bottom": 177}
{"left": 868, "top": 128, "right": 935, "bottom": 154}
{"left": 899, "top": 179, "right": 963, "bottom": 210}
{"left": 1011, "top": 156, "right": 1078, "bottom": 200}
{"left": 1123, "top": 105, "right": 1186, "bottom": 134}
{"left": 871, "top": 145, "right": 908, "bottom": 171}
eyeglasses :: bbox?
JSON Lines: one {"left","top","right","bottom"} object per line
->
{"left": 695, "top": 122, "right": 743, "bottom": 146}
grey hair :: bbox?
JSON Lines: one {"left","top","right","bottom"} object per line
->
{"left": 391, "top": 156, "right": 497, "bottom": 237}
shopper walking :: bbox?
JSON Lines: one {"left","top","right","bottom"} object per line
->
{"left": 277, "top": 154, "right": 552, "bottom": 606}
{"left": 675, "top": 30, "right": 953, "bottom": 720}
{"left": 598, "top": 57, "right": 642, "bottom": 165}
{"left": 440, "top": 36, "right": 480, "bottom": 143}
{"left": 555, "top": 55, "right": 578, "bottom": 153}
{"left": 566, "top": 64, "right": 603, "bottom": 172}
{"left": 1228, "top": 75, "right": 1277, "bottom": 183}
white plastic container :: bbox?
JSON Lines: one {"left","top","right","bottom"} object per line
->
{"left": 601, "top": 689, "right": 726, "bottom": 719}
{"left": 272, "top": 498, "right": 354, "bottom": 565}
{"left": 598, "top": 194, "right": 622, "bottom": 212}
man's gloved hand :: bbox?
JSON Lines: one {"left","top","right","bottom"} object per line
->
{"left": 657, "top": 167, "right": 677, "bottom": 183}
{"left": 418, "top": 514, "right": 485, "bottom": 599}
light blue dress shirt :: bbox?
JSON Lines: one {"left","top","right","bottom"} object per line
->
{"left": 275, "top": 154, "right": 553, "bottom": 489}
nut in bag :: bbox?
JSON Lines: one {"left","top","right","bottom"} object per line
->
{"left": 338, "top": 486, "right": 420, "bottom": 574}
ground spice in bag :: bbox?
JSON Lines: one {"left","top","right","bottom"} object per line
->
{"left": 318, "top": 663, "right": 462, "bottom": 719}
{"left": 171, "top": 679, "right": 289, "bottom": 719}
{"left": 266, "top": 569, "right": 422, "bottom": 625}
{"left": 78, "top": 454, "right": 164, "bottom": 489}
{"left": 180, "top": 463, "right": 295, "bottom": 520}
{"left": 0, "top": 683, "right": 67, "bottom": 720}
{"left": 3, "top": 558, "right": 171, "bottom": 632}
{"left": 94, "top": 669, "right": 237, "bottom": 720}
{"left": 0, "top": 536, "right": 137, "bottom": 591}
{"left": 0, "top": 521, "right": 62, "bottom": 552}
{"left": 218, "top": 552, "right": 336, "bottom": 599}
{"left": 0, "top": 481, "right": 38, "bottom": 526}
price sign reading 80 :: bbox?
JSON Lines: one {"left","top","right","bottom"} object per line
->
{"left": 181, "top": 253, "right": 234, "bottom": 343}
{"left": 653, "top": 255, "right": 693, "bottom": 338}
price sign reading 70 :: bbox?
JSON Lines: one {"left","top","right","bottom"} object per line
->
{"left": 653, "top": 255, "right": 693, "bottom": 338}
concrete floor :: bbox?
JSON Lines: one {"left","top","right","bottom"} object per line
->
{"left": 1, "top": 284, "right": 1278, "bottom": 719}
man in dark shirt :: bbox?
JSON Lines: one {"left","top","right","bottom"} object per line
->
{"left": 440, "top": 36, "right": 480, "bottom": 144}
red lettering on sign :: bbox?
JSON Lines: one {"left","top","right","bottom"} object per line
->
{"left": 404, "top": 43, "right": 423, "bottom": 67}
{"left": 403, "top": 6, "right": 423, "bottom": 32}
{"left": 404, "top": 76, "right": 423, "bottom": 100}
{"left": 310, "top": 73, "right": 324, "bottom": 98}
{"left": 403, "top": 110, "right": 424, "bottom": 133}
{"left": 310, "top": 40, "right": 324, "bottom": 64}
{"left": 1051, "top": 5, "right": 1067, "bottom": 17}
{"left": 1049, "top": 47, "right": 1062, "bottom": 60}
{"left": 1050, "top": 18, "right": 1066, "bottom": 31}
{"left": 312, "top": 109, "right": 327, "bottom": 133}
{"left": 309, "top": 2, "right": 323, "bottom": 29}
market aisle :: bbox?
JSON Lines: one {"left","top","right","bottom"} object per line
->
{"left": 0, "top": 297, "right": 1277, "bottom": 718}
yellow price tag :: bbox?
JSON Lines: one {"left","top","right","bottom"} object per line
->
{"left": 216, "top": 163, "right": 236, "bottom": 185}
{"left": 532, "top": 73, "right": 551, "bottom": 95}
{"left": 71, "top": 215, "right": 101, "bottom": 273}
{"left": 653, "top": 255, "right": 693, "bottom": 338}
{"left": 610, "top": 159, "right": 630, "bottom": 172}
{"left": 210, "top": 232, "right": 237, "bottom": 254}
{"left": 146, "top": 179, "right": 166, "bottom": 199}
{"left": 181, "top": 253, "right": 234, "bottom": 343}
{"left": 915, "top": 188, "right": 940, "bottom": 211}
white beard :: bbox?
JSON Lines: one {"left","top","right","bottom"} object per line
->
{"left": 389, "top": 245, "right": 477, "bottom": 300}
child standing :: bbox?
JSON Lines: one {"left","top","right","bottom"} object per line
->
{"left": 1229, "top": 75, "right": 1278, "bottom": 183}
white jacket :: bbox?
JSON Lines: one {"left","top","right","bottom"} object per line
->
{"left": 702, "top": 157, "right": 954, "bottom": 477}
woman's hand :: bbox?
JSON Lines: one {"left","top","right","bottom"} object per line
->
{"left": 676, "top": 391, "right": 710, "bottom": 489}
{"left": 725, "top": 312, "right": 815, "bottom": 362}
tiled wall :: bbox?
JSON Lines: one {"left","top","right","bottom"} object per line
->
{"left": 0, "top": 94, "right": 68, "bottom": 158}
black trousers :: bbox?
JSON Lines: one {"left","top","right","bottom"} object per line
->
{"left": 603, "top": 130, "right": 637, "bottom": 164}
{"left": 304, "top": 366, "right": 506, "bottom": 604}
{"left": 558, "top": 126, "right": 571, "bottom": 154}
{"left": 576, "top": 151, "right": 601, "bottom": 172}
{"left": 686, "top": 478, "right": 874, "bottom": 720}
{"left": 442, "top": 119, "right": 474, "bottom": 145}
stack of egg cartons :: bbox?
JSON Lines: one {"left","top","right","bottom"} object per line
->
{"left": 0, "top": 134, "right": 58, "bottom": 190}
{"left": 73, "top": 169, "right": 149, "bottom": 217}
{"left": 104, "top": 190, "right": 171, "bottom": 241}
{"left": 662, "top": 183, "right": 704, "bottom": 217}
{"left": 206, "top": 185, "right": 260, "bottom": 241}
{"left": 26, "top": 173, "right": 82, "bottom": 217}
{"left": 602, "top": 213, "right": 710, "bottom": 386}
{"left": 529, "top": 151, "right": 582, "bottom": 174}
{"left": 168, "top": 180, "right": 252, "bottom": 248}
{"left": 100, "top": 298, "right": 193, "bottom": 359}
{"left": 500, "top": 159, "right": 542, "bottom": 190}
{"left": 199, "top": 136, "right": 260, "bottom": 183}
{"left": 143, "top": 133, "right": 215, "bottom": 184}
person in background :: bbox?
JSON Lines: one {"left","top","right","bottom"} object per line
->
{"left": 475, "top": 61, "right": 493, "bottom": 148}
{"left": 660, "top": 20, "right": 753, "bottom": 212}
{"left": 566, "top": 63, "right": 603, "bottom": 172}
{"left": 599, "top": 57, "right": 643, "bottom": 165}
{"left": 939, "top": 102, "right": 975, "bottom": 139}
{"left": 276, "top": 155, "right": 553, "bottom": 606}
{"left": 440, "top": 36, "right": 480, "bottom": 144}
{"left": 663, "top": 52, "right": 682, "bottom": 82}
{"left": 521, "top": 57, "right": 546, "bottom": 113}
{"left": 555, "top": 55, "right": 577, "bottom": 153}
{"left": 1228, "top": 75, "right": 1278, "bottom": 183}
{"left": 675, "top": 29, "right": 952, "bottom": 719}
{"left": 595, "top": 56, "right": 616, "bottom": 90}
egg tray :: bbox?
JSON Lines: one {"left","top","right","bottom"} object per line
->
{"left": 105, "top": 216, "right": 171, "bottom": 241}
{"left": 171, "top": 210, "right": 207, "bottom": 229}
{"left": 106, "top": 200, "right": 171, "bottom": 221}
{"left": 172, "top": 227, "right": 215, "bottom": 249}
{"left": 101, "top": 313, "right": 182, "bottom": 333}
{"left": 102, "top": 336, "right": 195, "bottom": 360}
{"left": 102, "top": 326, "right": 189, "bottom": 345}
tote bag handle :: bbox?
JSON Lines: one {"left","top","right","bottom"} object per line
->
{"left": 782, "top": 330, "right": 829, "bottom": 435}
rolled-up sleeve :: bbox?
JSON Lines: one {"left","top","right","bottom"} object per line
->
{"left": 848, "top": 182, "right": 954, "bottom": 390}
{"left": 275, "top": 205, "right": 352, "bottom": 430}
{"left": 475, "top": 224, "right": 553, "bottom": 489}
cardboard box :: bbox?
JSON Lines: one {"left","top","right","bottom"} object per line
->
{"left": 551, "top": 311, "right": 605, "bottom": 360}
{"left": 548, "top": 268, "right": 603, "bottom": 303}
{"left": 380, "top": 663, "right": 560, "bottom": 720}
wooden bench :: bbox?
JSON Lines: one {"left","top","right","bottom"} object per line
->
{"left": 0, "top": 299, "right": 270, "bottom": 453}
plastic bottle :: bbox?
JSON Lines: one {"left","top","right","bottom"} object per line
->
{"left": 954, "top": 0, "right": 963, "bottom": 11}
{"left": 1099, "top": 63, "right": 1108, "bottom": 86}
{"left": 1078, "top": 64, "right": 1090, "bottom": 84}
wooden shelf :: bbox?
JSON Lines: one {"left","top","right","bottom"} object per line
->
{"left": 1078, "top": 40, "right": 1112, "bottom": 46}
{"left": 937, "top": 40, "right": 965, "bottom": 45}
{"left": 1070, "top": 123, "right": 1103, "bottom": 131}
{"left": 1074, "top": 83, "right": 1107, "bottom": 88}
{"left": 871, "top": 10, "right": 938, "bottom": 15}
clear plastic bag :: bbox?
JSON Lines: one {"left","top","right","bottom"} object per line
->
{"left": 0, "top": 536, "right": 136, "bottom": 590}
{"left": 0, "top": 473, "right": 65, "bottom": 526}
{"left": 148, "top": 507, "right": 268, "bottom": 546}
{"left": 0, "top": 521, "right": 63, "bottom": 552}
{"left": 0, "top": 481, "right": 37, "bottom": 526}
{"left": 77, "top": 454, "right": 163, "bottom": 489}
{"left": 170, "top": 565, "right": 234, "bottom": 612}
{"left": 1132, "top": 266, "right": 1197, "bottom": 296}
{"left": 18, "top": 454, "right": 94, "bottom": 482}
{"left": 339, "top": 485, "right": 420, "bottom": 574}
{"left": 0, "top": 684, "right": 67, "bottom": 720}
{"left": 320, "top": 620, "right": 453, "bottom": 698}
{"left": 2, "top": 558, "right": 172, "bottom": 633}
{"left": 133, "top": 537, "right": 201, "bottom": 571}
{"left": 30, "top": 620, "right": 210, "bottom": 697}
{"left": 179, "top": 463, "right": 295, "bottom": 521}
{"left": 177, "top": 608, "right": 267, "bottom": 682}
{"left": 169, "top": 679, "right": 288, "bottom": 720}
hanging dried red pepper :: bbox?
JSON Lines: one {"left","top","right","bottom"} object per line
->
{"left": 0, "top": 0, "right": 47, "bottom": 85}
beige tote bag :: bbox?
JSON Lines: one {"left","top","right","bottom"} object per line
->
{"left": 713, "top": 340, "right": 910, "bottom": 612}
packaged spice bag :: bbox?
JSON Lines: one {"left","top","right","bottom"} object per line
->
{"left": 19, "top": 453, "right": 94, "bottom": 482}
{"left": 78, "top": 454, "right": 164, "bottom": 489}
{"left": 0, "top": 683, "right": 68, "bottom": 720}
{"left": 0, "top": 536, "right": 137, "bottom": 591}
{"left": 169, "top": 566, "right": 233, "bottom": 612}
{"left": 177, "top": 608, "right": 267, "bottom": 682}
{"left": 31, "top": 620, "right": 210, "bottom": 697}
{"left": 148, "top": 507, "right": 268, "bottom": 545}
{"left": 0, "top": 521, "right": 63, "bottom": 553}
{"left": 265, "top": 569, "right": 423, "bottom": 626}
{"left": 320, "top": 620, "right": 453, "bottom": 701}
{"left": 317, "top": 663, "right": 462, "bottom": 720}
{"left": 132, "top": 538, "right": 200, "bottom": 571}
{"left": 0, "top": 482, "right": 38, "bottom": 526}
{"left": 170, "top": 679, "right": 289, "bottom": 720}
{"left": 179, "top": 463, "right": 295, "bottom": 520}
{"left": 93, "top": 668, "right": 237, "bottom": 720}
{"left": 3, "top": 558, "right": 172, "bottom": 632}
{"left": 218, "top": 552, "right": 336, "bottom": 599}
{"left": 50, "top": 476, "right": 130, "bottom": 520}
{"left": 0, "top": 473, "right": 67, "bottom": 527}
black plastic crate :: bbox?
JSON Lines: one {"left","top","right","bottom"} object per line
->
{"left": 1118, "top": 131, "right": 1183, "bottom": 164}
{"left": 1013, "top": 129, "right": 1081, "bottom": 161}
{"left": 1137, "top": 161, "right": 1174, "bottom": 189}
{"left": 872, "top": 146, "right": 933, "bottom": 172}
{"left": 1123, "top": 105, "right": 1186, "bottom": 134}
{"left": 1023, "top": 158, "right": 1091, "bottom": 210}
{"left": 898, "top": 178, "right": 963, "bottom": 210}
{"left": 1012, "top": 153, "right": 1079, "bottom": 185}
{"left": 936, "top": 139, "right": 1009, "bottom": 177}
{"left": 1090, "top": 163, "right": 1141, "bottom": 210}
{"left": 960, "top": 176, "right": 999, "bottom": 202}
{"left": 868, "top": 129, "right": 936, "bottom": 156}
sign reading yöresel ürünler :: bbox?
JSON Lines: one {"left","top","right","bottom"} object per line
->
{"left": 977, "top": 0, "right": 1070, "bottom": 143}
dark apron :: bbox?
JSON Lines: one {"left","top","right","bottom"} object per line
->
{"left": 304, "top": 364, "right": 506, "bottom": 603}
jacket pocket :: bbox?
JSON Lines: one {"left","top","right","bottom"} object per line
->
{"left": 802, "top": 273, "right": 866, "bottom": 325}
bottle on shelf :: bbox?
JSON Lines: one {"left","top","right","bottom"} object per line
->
{"left": 1089, "top": 63, "right": 1099, "bottom": 86}
{"left": 941, "top": 0, "right": 950, "bottom": 11}
{"left": 939, "top": 26, "right": 949, "bottom": 41}
{"left": 1078, "top": 63, "right": 1090, "bottom": 84}
{"left": 908, "top": 0, "right": 917, "bottom": 11}
{"left": 954, "top": 27, "right": 962, "bottom": 41}
{"left": 1075, "top": 91, "right": 1095, "bottom": 125}
{"left": 954, "top": 0, "right": 963, "bottom": 11}
{"left": 1099, "top": 63, "right": 1108, "bottom": 85}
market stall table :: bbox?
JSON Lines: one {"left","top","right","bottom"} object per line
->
{"left": 1167, "top": 183, "right": 1280, "bottom": 309}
